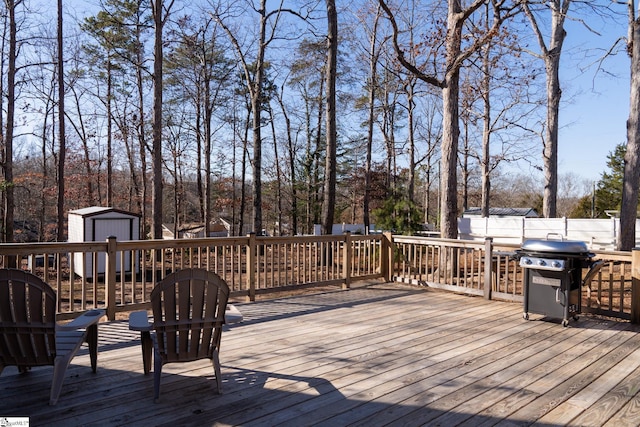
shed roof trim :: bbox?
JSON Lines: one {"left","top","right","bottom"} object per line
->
{"left": 69, "top": 206, "right": 141, "bottom": 218}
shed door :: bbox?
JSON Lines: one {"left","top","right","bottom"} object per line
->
{"left": 94, "top": 218, "right": 133, "bottom": 275}
{"left": 92, "top": 218, "right": 132, "bottom": 241}
{"left": 76, "top": 218, "right": 135, "bottom": 278}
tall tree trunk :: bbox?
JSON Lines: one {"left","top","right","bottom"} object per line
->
{"left": 196, "top": 95, "right": 204, "bottom": 222}
{"left": 461, "top": 122, "right": 469, "bottom": 212}
{"left": 620, "top": 1, "right": 640, "bottom": 250}
{"left": 321, "top": 0, "right": 338, "bottom": 236}
{"left": 379, "top": 0, "right": 511, "bottom": 239}
{"left": 231, "top": 105, "right": 238, "bottom": 235}
{"left": 70, "top": 87, "right": 96, "bottom": 205}
{"left": 119, "top": 113, "right": 138, "bottom": 212}
{"left": 364, "top": 8, "right": 381, "bottom": 232}
{"left": 172, "top": 151, "right": 179, "bottom": 238}
{"left": 407, "top": 79, "right": 416, "bottom": 202}
{"left": 231, "top": 118, "right": 237, "bottom": 235}
{"left": 440, "top": 1, "right": 462, "bottom": 240}
{"left": 481, "top": 45, "right": 491, "bottom": 218}
{"left": 239, "top": 107, "right": 250, "bottom": 236}
{"left": 56, "top": 0, "right": 66, "bottom": 241}
{"left": 522, "top": 0, "right": 570, "bottom": 219}
{"left": 440, "top": 82, "right": 459, "bottom": 238}
{"left": 380, "top": 70, "right": 396, "bottom": 190}
{"left": 0, "top": 6, "right": 5, "bottom": 238}
{"left": 40, "top": 101, "right": 50, "bottom": 240}
{"left": 136, "top": 16, "right": 147, "bottom": 238}
{"left": 312, "top": 79, "right": 324, "bottom": 230}
{"left": 277, "top": 92, "right": 298, "bottom": 235}
{"left": 150, "top": 0, "right": 171, "bottom": 239}
{"left": 250, "top": 0, "right": 268, "bottom": 235}
{"left": 3, "top": 0, "right": 19, "bottom": 247}
{"left": 269, "top": 107, "right": 283, "bottom": 236}
{"left": 304, "top": 95, "right": 314, "bottom": 233}
{"left": 543, "top": 53, "right": 562, "bottom": 218}
{"left": 107, "top": 59, "right": 113, "bottom": 207}
{"left": 204, "top": 75, "right": 213, "bottom": 237}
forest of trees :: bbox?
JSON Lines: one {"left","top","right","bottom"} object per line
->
{"left": 1, "top": 0, "right": 639, "bottom": 249}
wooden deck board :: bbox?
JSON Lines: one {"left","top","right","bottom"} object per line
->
{"left": 2, "top": 283, "right": 640, "bottom": 426}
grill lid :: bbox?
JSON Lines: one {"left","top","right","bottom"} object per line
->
{"left": 521, "top": 238, "right": 589, "bottom": 254}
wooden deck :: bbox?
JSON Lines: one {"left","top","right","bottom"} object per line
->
{"left": 3, "top": 282, "right": 640, "bottom": 426}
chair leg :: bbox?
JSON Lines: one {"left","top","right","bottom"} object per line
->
{"left": 50, "top": 356, "right": 72, "bottom": 405}
{"left": 141, "top": 331, "right": 152, "bottom": 375}
{"left": 153, "top": 349, "right": 162, "bottom": 402}
{"left": 86, "top": 324, "right": 99, "bottom": 373}
{"left": 212, "top": 350, "right": 222, "bottom": 394}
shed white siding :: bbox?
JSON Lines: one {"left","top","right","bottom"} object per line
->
{"left": 68, "top": 207, "right": 140, "bottom": 278}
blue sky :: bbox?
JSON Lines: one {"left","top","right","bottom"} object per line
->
{"left": 67, "top": 0, "right": 630, "bottom": 187}
{"left": 556, "top": 7, "right": 629, "bottom": 184}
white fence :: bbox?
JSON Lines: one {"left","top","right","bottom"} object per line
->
{"left": 457, "top": 217, "right": 635, "bottom": 249}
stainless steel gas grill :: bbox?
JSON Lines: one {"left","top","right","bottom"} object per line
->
{"left": 517, "top": 236, "right": 603, "bottom": 327}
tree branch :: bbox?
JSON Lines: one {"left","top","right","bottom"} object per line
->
{"left": 378, "top": 0, "right": 444, "bottom": 88}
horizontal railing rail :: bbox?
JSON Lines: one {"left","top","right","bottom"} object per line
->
{"left": 0, "top": 232, "right": 383, "bottom": 320}
{"left": 2, "top": 232, "right": 639, "bottom": 323}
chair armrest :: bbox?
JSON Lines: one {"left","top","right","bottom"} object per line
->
{"left": 57, "top": 309, "right": 105, "bottom": 331}
{"left": 129, "top": 311, "right": 152, "bottom": 332}
{"left": 225, "top": 304, "right": 243, "bottom": 324}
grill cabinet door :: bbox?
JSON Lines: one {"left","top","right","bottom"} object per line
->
{"left": 523, "top": 267, "right": 580, "bottom": 323}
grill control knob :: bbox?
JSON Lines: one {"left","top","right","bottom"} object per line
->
{"left": 523, "top": 258, "right": 532, "bottom": 265}
{"left": 537, "top": 259, "right": 546, "bottom": 266}
{"left": 551, "top": 261, "right": 562, "bottom": 269}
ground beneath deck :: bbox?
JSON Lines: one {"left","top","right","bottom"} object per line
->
{"left": 2, "top": 282, "right": 640, "bottom": 426}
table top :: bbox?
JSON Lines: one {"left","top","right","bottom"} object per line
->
{"left": 128, "top": 304, "right": 243, "bottom": 332}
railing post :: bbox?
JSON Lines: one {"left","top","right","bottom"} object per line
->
{"left": 483, "top": 237, "right": 494, "bottom": 300}
{"left": 246, "top": 232, "right": 256, "bottom": 302}
{"left": 105, "top": 236, "right": 117, "bottom": 320}
{"left": 382, "top": 232, "right": 394, "bottom": 283}
{"left": 343, "top": 231, "right": 352, "bottom": 289}
{"left": 631, "top": 248, "right": 640, "bottom": 323}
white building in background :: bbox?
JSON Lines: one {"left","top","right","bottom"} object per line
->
{"left": 68, "top": 206, "right": 140, "bottom": 278}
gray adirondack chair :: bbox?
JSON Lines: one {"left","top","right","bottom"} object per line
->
{"left": 0, "top": 268, "right": 104, "bottom": 405}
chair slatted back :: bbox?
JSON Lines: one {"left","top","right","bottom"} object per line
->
{"left": 0, "top": 269, "right": 57, "bottom": 369}
{"left": 151, "top": 269, "right": 229, "bottom": 364}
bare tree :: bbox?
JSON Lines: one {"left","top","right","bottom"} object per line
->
{"left": 377, "top": 64, "right": 402, "bottom": 191}
{"left": 620, "top": 0, "right": 640, "bottom": 250}
{"left": 274, "top": 85, "right": 299, "bottom": 235}
{"left": 214, "top": 0, "right": 308, "bottom": 235}
{"left": 321, "top": 0, "right": 338, "bottom": 235}
{"left": 521, "top": 0, "right": 572, "bottom": 218}
{"left": 2, "top": 0, "right": 22, "bottom": 247}
{"left": 463, "top": 8, "right": 539, "bottom": 217}
{"left": 166, "top": 16, "right": 234, "bottom": 236}
{"left": 379, "top": 0, "right": 518, "bottom": 238}
{"left": 150, "top": 0, "right": 175, "bottom": 239}
{"left": 287, "top": 39, "right": 326, "bottom": 234}
{"left": 363, "top": 5, "right": 383, "bottom": 232}
{"left": 56, "top": 0, "right": 65, "bottom": 241}
{"left": 215, "top": 1, "right": 268, "bottom": 235}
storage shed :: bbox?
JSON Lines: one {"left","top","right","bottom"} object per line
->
{"left": 68, "top": 207, "right": 140, "bottom": 278}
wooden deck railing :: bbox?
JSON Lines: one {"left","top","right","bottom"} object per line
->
{"left": 390, "top": 235, "right": 640, "bottom": 322}
{"left": 2, "top": 233, "right": 640, "bottom": 323}
{"left": 0, "top": 232, "right": 382, "bottom": 320}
